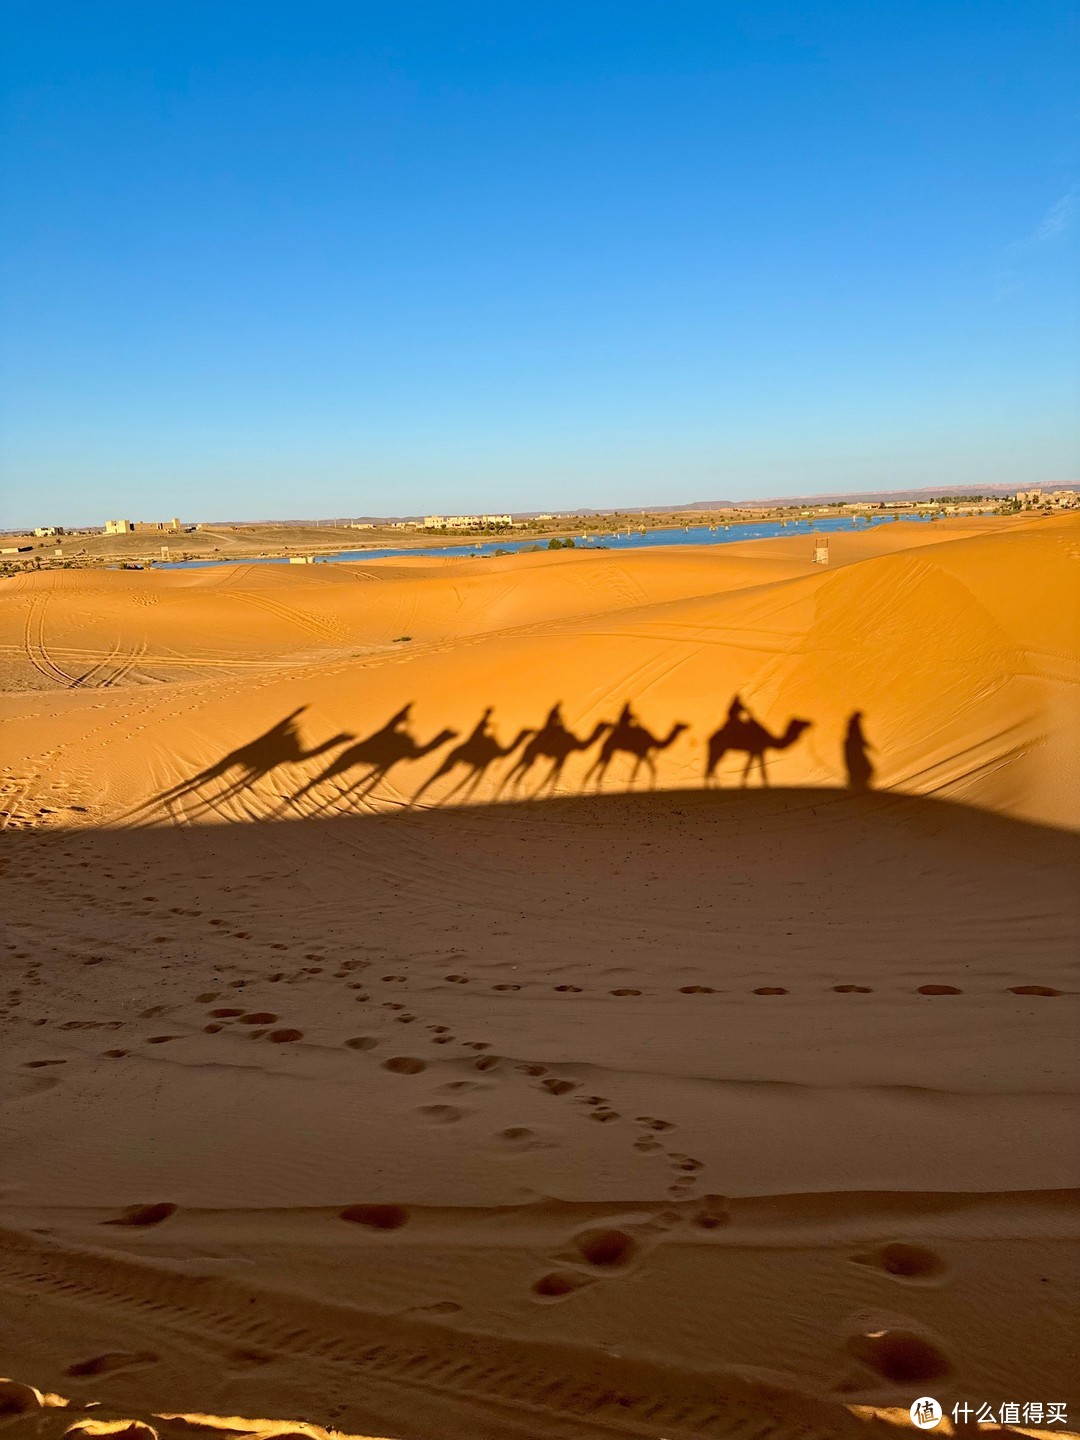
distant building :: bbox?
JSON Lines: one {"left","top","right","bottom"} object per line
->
{"left": 106, "top": 517, "right": 181, "bottom": 534}
{"left": 1014, "top": 489, "right": 1042, "bottom": 505}
{"left": 1047, "top": 490, "right": 1079, "bottom": 509}
{"left": 424, "top": 514, "right": 515, "bottom": 530}
{"left": 33, "top": 526, "right": 64, "bottom": 537}
{"left": 349, "top": 522, "right": 375, "bottom": 529}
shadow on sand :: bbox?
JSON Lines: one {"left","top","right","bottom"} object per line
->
{"left": 135, "top": 696, "right": 882, "bottom": 821}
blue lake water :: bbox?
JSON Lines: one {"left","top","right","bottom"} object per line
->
{"left": 160, "top": 512, "right": 936, "bottom": 569}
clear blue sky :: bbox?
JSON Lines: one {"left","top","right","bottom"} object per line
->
{"left": 2, "top": 2, "right": 1076, "bottom": 525}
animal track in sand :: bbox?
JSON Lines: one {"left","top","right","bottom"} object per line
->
{"left": 554, "top": 983, "right": 582, "bottom": 992}
{"left": 340, "top": 1203, "right": 409, "bottom": 1229}
{"left": 345, "top": 1036, "right": 378, "bottom": 1050}
{"left": 679, "top": 985, "right": 715, "bottom": 994}
{"left": 382, "top": 1055, "right": 426, "bottom": 1074}
{"left": 103, "top": 1202, "right": 177, "bottom": 1228}
{"left": 146, "top": 1035, "right": 179, "bottom": 1044}
{"left": 846, "top": 1327, "right": 951, "bottom": 1384}
{"left": 833, "top": 985, "right": 873, "bottom": 993}
{"left": 195, "top": 992, "right": 219, "bottom": 1003}
{"left": 753, "top": 986, "right": 788, "bottom": 995}
{"left": 611, "top": 988, "right": 641, "bottom": 996}
{"left": 516, "top": 1063, "right": 548, "bottom": 1076}
{"left": 381, "top": 975, "right": 407, "bottom": 983}
{"left": 267, "top": 1028, "right": 303, "bottom": 1043}
{"left": 493, "top": 983, "right": 521, "bottom": 991}
{"left": 445, "top": 974, "right": 469, "bottom": 984}
{"left": 1009, "top": 985, "right": 1061, "bottom": 996}
{"left": 209, "top": 1007, "right": 244, "bottom": 1018}
{"left": 531, "top": 1270, "right": 595, "bottom": 1300}
{"left": 64, "top": 1350, "right": 158, "bottom": 1378}
{"left": 636, "top": 1116, "right": 675, "bottom": 1131}
{"left": 23, "top": 1059, "right": 66, "bottom": 1068}
{"left": 541, "top": 1077, "right": 578, "bottom": 1096}
{"left": 102, "top": 1048, "right": 128, "bottom": 1058}
{"left": 474, "top": 1054, "right": 500, "bottom": 1072}
{"left": 917, "top": 985, "right": 961, "bottom": 996}
{"left": 238, "top": 1011, "right": 278, "bottom": 1024}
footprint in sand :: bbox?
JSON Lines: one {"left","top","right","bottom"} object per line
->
{"left": 852, "top": 1242, "right": 946, "bottom": 1281}
{"left": 611, "top": 988, "right": 642, "bottom": 996}
{"left": 833, "top": 985, "right": 873, "bottom": 993}
{"left": 917, "top": 985, "right": 961, "bottom": 996}
{"left": 753, "top": 986, "right": 788, "bottom": 995}
{"left": 64, "top": 1351, "right": 159, "bottom": 1378}
{"left": 445, "top": 974, "right": 470, "bottom": 984}
{"left": 340, "top": 1203, "right": 409, "bottom": 1229}
{"left": 238, "top": 1011, "right": 278, "bottom": 1024}
{"left": 103, "top": 1202, "right": 177, "bottom": 1227}
{"left": 267, "top": 1028, "right": 303, "bottom": 1043}
{"left": 531, "top": 1270, "right": 596, "bottom": 1301}
{"left": 382, "top": 1056, "right": 426, "bottom": 1074}
{"left": 209, "top": 1007, "right": 244, "bottom": 1018}
{"left": 8, "top": 1073, "right": 61, "bottom": 1097}
{"left": 573, "top": 1228, "right": 639, "bottom": 1269}
{"left": 1009, "top": 985, "right": 1061, "bottom": 996}
{"left": 679, "top": 985, "right": 715, "bottom": 994}
{"left": 417, "top": 1104, "right": 466, "bottom": 1124}
{"left": 554, "top": 984, "right": 582, "bottom": 993}
{"left": 846, "top": 1325, "right": 951, "bottom": 1383}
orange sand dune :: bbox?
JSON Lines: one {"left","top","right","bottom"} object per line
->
{"left": 1, "top": 516, "right": 1077, "bottom": 1440}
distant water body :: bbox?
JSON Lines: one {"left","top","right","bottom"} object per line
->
{"left": 159, "top": 513, "right": 934, "bottom": 569}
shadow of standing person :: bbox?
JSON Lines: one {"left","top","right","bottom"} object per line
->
{"left": 843, "top": 710, "right": 875, "bottom": 791}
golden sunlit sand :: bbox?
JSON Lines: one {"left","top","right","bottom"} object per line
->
{"left": 2, "top": 515, "right": 1078, "bottom": 1439}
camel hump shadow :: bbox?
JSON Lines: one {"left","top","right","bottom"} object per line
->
{"left": 705, "top": 709, "right": 812, "bottom": 787}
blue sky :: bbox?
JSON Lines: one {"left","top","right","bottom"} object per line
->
{"left": 2, "top": 2, "right": 1076, "bottom": 525}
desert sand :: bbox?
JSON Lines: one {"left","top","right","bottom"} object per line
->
{"left": 1, "top": 515, "right": 1078, "bottom": 1440}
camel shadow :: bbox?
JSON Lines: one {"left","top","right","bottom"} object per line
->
{"left": 704, "top": 696, "right": 812, "bottom": 787}
{"left": 412, "top": 707, "right": 534, "bottom": 806}
{"left": 143, "top": 707, "right": 354, "bottom": 818}
{"left": 583, "top": 703, "right": 688, "bottom": 789}
{"left": 500, "top": 704, "right": 611, "bottom": 797}
{"left": 284, "top": 705, "right": 457, "bottom": 813}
